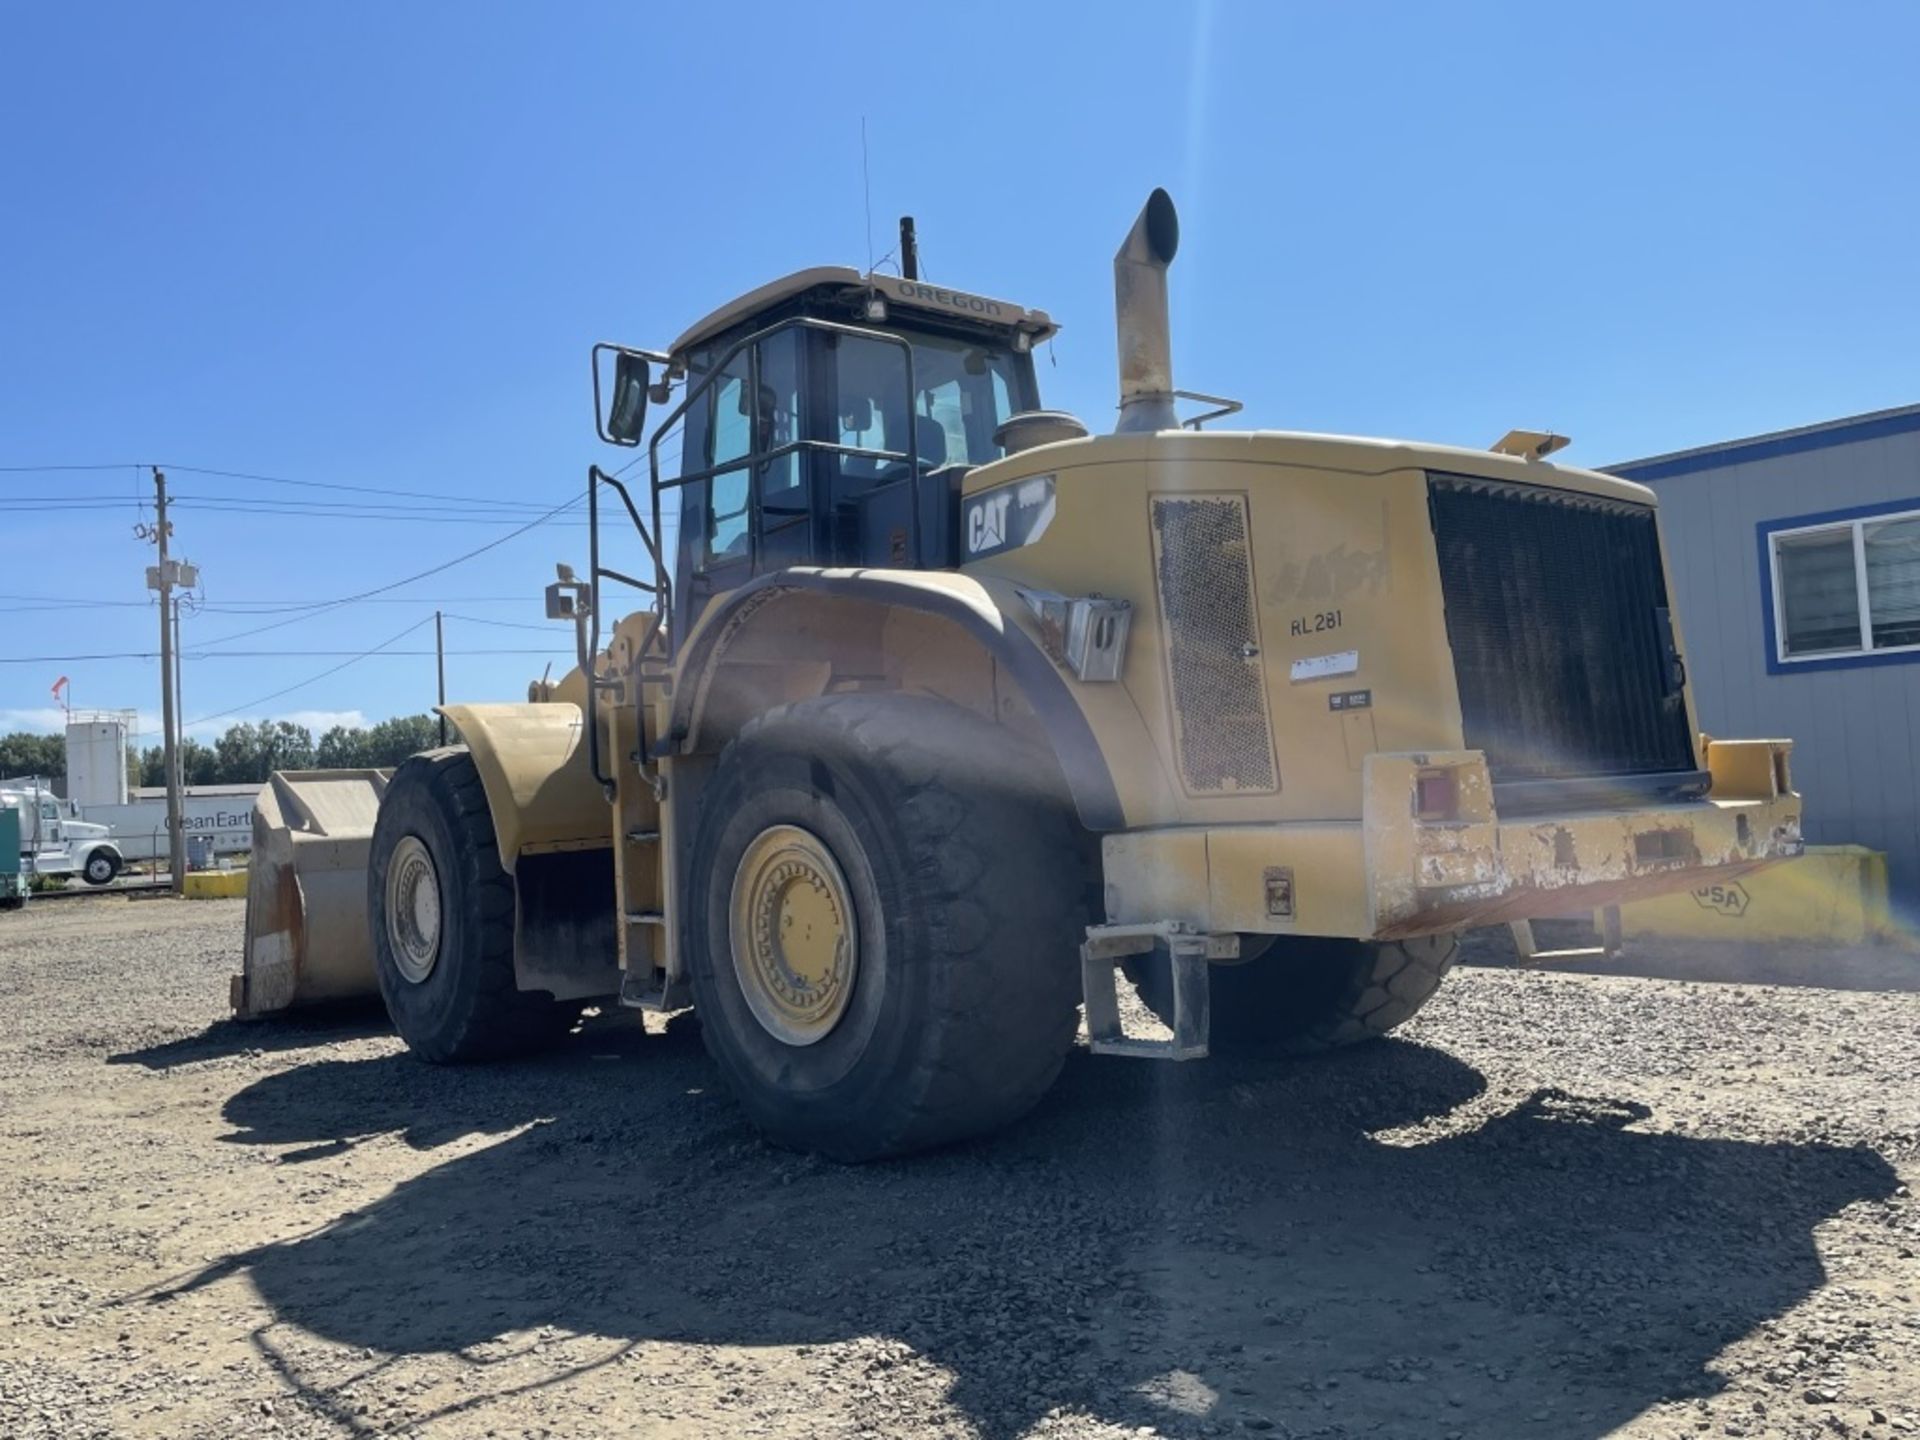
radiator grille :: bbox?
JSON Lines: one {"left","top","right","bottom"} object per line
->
{"left": 1150, "top": 494, "right": 1278, "bottom": 794}
{"left": 1428, "top": 474, "right": 1695, "bottom": 785}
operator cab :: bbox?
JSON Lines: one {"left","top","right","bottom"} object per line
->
{"left": 616, "top": 269, "right": 1058, "bottom": 635}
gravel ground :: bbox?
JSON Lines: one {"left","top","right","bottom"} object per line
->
{"left": 1, "top": 897, "right": 1917, "bottom": 1440}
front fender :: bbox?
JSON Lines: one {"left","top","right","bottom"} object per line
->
{"left": 436, "top": 703, "right": 608, "bottom": 873}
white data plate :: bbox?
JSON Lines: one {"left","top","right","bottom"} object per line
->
{"left": 1290, "top": 649, "right": 1359, "bottom": 682}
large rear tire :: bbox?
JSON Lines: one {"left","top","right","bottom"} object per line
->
{"left": 368, "top": 749, "right": 577, "bottom": 1062}
{"left": 1127, "top": 933, "right": 1459, "bottom": 1055}
{"left": 686, "top": 694, "right": 1090, "bottom": 1161}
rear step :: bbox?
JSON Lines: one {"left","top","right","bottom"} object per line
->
{"left": 1081, "top": 922, "right": 1236, "bottom": 1061}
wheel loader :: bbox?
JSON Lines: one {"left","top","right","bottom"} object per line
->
{"left": 237, "top": 189, "right": 1803, "bottom": 1160}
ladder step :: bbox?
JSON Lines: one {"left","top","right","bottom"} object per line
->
{"left": 624, "top": 910, "right": 665, "bottom": 926}
{"left": 625, "top": 828, "right": 659, "bottom": 843}
{"left": 619, "top": 967, "right": 693, "bottom": 1013}
{"left": 1081, "top": 925, "right": 1215, "bottom": 1062}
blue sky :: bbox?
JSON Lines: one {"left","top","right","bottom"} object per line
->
{"left": 3, "top": 2, "right": 1916, "bottom": 740}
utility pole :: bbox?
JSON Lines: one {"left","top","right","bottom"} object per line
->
{"left": 435, "top": 610, "right": 447, "bottom": 745}
{"left": 147, "top": 469, "right": 188, "bottom": 893}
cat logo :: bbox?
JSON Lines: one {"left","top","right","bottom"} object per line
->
{"left": 962, "top": 473, "right": 1056, "bottom": 561}
{"left": 968, "top": 490, "right": 1012, "bottom": 556}
{"left": 1690, "top": 881, "right": 1749, "bottom": 917}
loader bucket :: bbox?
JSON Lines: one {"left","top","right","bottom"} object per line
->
{"left": 232, "top": 768, "right": 392, "bottom": 1018}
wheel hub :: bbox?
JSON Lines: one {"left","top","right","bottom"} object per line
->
{"left": 385, "top": 835, "right": 443, "bottom": 984}
{"left": 728, "top": 824, "right": 857, "bottom": 1046}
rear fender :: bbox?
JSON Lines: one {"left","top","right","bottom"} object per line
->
{"left": 666, "top": 568, "right": 1153, "bottom": 831}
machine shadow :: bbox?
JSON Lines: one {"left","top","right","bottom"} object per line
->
{"left": 193, "top": 1030, "right": 1896, "bottom": 1439}
{"left": 107, "top": 1000, "right": 391, "bottom": 1071}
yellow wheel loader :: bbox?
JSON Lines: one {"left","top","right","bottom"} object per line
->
{"left": 238, "top": 190, "right": 1801, "bottom": 1160}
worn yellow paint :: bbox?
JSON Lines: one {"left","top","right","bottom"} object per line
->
{"left": 1603, "top": 845, "right": 1895, "bottom": 946}
{"left": 957, "top": 429, "right": 1696, "bottom": 830}
{"left": 1102, "top": 747, "right": 1802, "bottom": 941}
{"left": 183, "top": 869, "right": 248, "bottom": 899}
{"left": 1703, "top": 736, "right": 1794, "bottom": 801}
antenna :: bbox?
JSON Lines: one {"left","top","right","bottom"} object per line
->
{"left": 861, "top": 116, "right": 874, "bottom": 277}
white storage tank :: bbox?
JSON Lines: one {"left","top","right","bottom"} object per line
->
{"left": 64, "top": 715, "right": 131, "bottom": 809}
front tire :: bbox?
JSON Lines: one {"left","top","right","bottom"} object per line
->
{"left": 686, "top": 695, "right": 1089, "bottom": 1161}
{"left": 82, "top": 849, "right": 120, "bottom": 886}
{"left": 368, "top": 749, "right": 577, "bottom": 1062}
{"left": 1128, "top": 933, "right": 1459, "bottom": 1055}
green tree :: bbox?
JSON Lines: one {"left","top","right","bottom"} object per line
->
{"left": 181, "top": 737, "right": 219, "bottom": 786}
{"left": 212, "top": 721, "right": 315, "bottom": 784}
{"left": 315, "top": 714, "right": 437, "bottom": 769}
{"left": 136, "top": 736, "right": 229, "bottom": 789}
{"left": 315, "top": 725, "right": 370, "bottom": 770}
{"left": 0, "top": 732, "right": 65, "bottom": 782}
{"left": 364, "top": 714, "right": 440, "bottom": 766}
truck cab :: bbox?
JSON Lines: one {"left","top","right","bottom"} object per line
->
{"left": 1, "top": 784, "right": 122, "bottom": 886}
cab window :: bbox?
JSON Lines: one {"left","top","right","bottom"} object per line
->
{"left": 703, "top": 330, "right": 805, "bottom": 566}
{"left": 830, "top": 330, "right": 1026, "bottom": 495}
{"left": 704, "top": 351, "right": 752, "bottom": 564}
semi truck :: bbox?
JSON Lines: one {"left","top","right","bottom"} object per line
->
{"left": 0, "top": 782, "right": 123, "bottom": 886}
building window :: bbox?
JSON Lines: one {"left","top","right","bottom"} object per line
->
{"left": 1765, "top": 501, "right": 1920, "bottom": 667}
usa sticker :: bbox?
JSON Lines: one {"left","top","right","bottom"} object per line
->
{"left": 964, "top": 473, "right": 1056, "bottom": 561}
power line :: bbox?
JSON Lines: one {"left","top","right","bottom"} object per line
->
{"left": 0, "top": 461, "right": 585, "bottom": 512}
{"left": 0, "top": 593, "right": 537, "bottom": 609}
{"left": 439, "top": 612, "right": 559, "bottom": 632}
{"left": 0, "top": 647, "right": 570, "bottom": 664}
{"left": 168, "top": 503, "right": 594, "bottom": 527}
{"left": 160, "top": 462, "right": 591, "bottom": 510}
{"left": 203, "top": 595, "right": 536, "bottom": 610}
{"left": 168, "top": 492, "right": 563, "bottom": 514}
{"left": 0, "top": 463, "right": 143, "bottom": 473}
{"left": 182, "top": 616, "right": 437, "bottom": 729}
{"left": 189, "top": 490, "right": 587, "bottom": 644}
{"left": 0, "top": 497, "right": 592, "bottom": 525}
{"left": 1, "top": 596, "right": 156, "bottom": 609}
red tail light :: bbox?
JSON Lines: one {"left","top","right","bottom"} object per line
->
{"left": 1414, "top": 769, "right": 1459, "bottom": 822}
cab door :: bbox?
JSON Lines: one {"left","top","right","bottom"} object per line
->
{"left": 682, "top": 329, "right": 811, "bottom": 624}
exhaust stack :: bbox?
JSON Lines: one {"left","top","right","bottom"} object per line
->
{"left": 1113, "top": 188, "right": 1180, "bottom": 433}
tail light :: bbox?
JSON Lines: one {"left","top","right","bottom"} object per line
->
{"left": 1414, "top": 768, "right": 1460, "bottom": 822}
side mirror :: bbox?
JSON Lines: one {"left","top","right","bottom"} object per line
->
{"left": 592, "top": 343, "right": 662, "bottom": 447}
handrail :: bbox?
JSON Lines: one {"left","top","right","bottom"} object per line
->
{"left": 580, "top": 313, "right": 930, "bottom": 795}
{"left": 584, "top": 464, "right": 672, "bottom": 798}
{"left": 644, "top": 314, "right": 923, "bottom": 660}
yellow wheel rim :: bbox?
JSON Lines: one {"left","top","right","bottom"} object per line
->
{"left": 728, "top": 824, "right": 857, "bottom": 1046}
